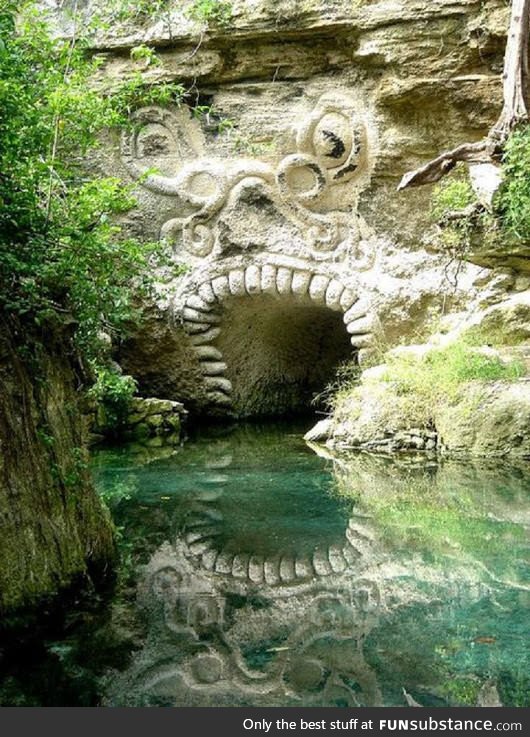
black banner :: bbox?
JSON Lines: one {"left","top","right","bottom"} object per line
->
{"left": 0, "top": 707, "right": 527, "bottom": 736}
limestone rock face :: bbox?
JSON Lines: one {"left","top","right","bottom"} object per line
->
{"left": 0, "top": 319, "right": 115, "bottom": 613}
{"left": 435, "top": 380, "right": 530, "bottom": 458}
{"left": 316, "top": 353, "right": 530, "bottom": 458}
{"left": 45, "top": 1, "right": 522, "bottom": 417}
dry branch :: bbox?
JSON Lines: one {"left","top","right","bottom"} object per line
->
{"left": 397, "top": 141, "right": 489, "bottom": 190}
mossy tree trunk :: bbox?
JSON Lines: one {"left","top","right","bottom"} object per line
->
{"left": 0, "top": 316, "right": 115, "bottom": 615}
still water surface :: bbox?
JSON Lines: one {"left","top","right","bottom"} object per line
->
{"left": 1, "top": 420, "right": 528, "bottom": 706}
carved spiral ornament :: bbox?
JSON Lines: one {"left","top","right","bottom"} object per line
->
{"left": 120, "top": 93, "right": 372, "bottom": 261}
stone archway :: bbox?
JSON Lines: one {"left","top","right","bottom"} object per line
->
{"left": 180, "top": 263, "right": 375, "bottom": 416}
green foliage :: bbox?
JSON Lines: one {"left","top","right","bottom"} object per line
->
{"left": 107, "top": 72, "right": 186, "bottom": 121}
{"left": 90, "top": 0, "right": 171, "bottom": 27}
{"left": 429, "top": 170, "right": 475, "bottom": 251}
{"left": 496, "top": 124, "right": 530, "bottom": 241}
{"left": 382, "top": 341, "right": 525, "bottom": 402}
{"left": 430, "top": 176, "right": 475, "bottom": 221}
{"left": 430, "top": 125, "right": 530, "bottom": 250}
{"left": 314, "top": 359, "right": 362, "bottom": 411}
{"left": 89, "top": 369, "right": 137, "bottom": 433}
{"left": 0, "top": 1, "right": 176, "bottom": 362}
{"left": 186, "top": 0, "right": 233, "bottom": 26}
{"left": 438, "top": 677, "right": 481, "bottom": 707}
{"left": 130, "top": 44, "right": 160, "bottom": 66}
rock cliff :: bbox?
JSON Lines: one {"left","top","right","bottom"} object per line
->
{"left": 0, "top": 318, "right": 115, "bottom": 614}
{"left": 46, "top": 1, "right": 528, "bottom": 419}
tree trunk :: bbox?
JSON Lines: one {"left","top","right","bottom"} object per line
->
{"left": 492, "top": 0, "right": 530, "bottom": 142}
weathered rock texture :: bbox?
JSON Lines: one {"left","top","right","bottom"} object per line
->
{"left": 0, "top": 318, "right": 115, "bottom": 614}
{"left": 90, "top": 396, "right": 186, "bottom": 446}
{"left": 47, "top": 0, "right": 528, "bottom": 417}
{"left": 312, "top": 341, "right": 530, "bottom": 458}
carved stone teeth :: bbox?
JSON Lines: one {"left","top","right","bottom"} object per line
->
{"left": 232, "top": 553, "right": 250, "bottom": 579}
{"left": 193, "top": 346, "right": 224, "bottom": 361}
{"left": 328, "top": 544, "right": 348, "bottom": 573}
{"left": 248, "top": 555, "right": 265, "bottom": 584}
{"left": 325, "top": 279, "right": 345, "bottom": 311}
{"left": 186, "top": 294, "right": 214, "bottom": 312}
{"left": 279, "top": 556, "right": 296, "bottom": 583}
{"left": 204, "top": 376, "right": 233, "bottom": 395}
{"left": 264, "top": 557, "right": 281, "bottom": 585}
{"left": 206, "top": 391, "right": 232, "bottom": 407}
{"left": 276, "top": 266, "right": 292, "bottom": 295}
{"left": 182, "top": 307, "right": 221, "bottom": 324}
{"left": 215, "top": 551, "right": 234, "bottom": 574}
{"left": 245, "top": 265, "right": 261, "bottom": 295}
{"left": 346, "top": 317, "right": 372, "bottom": 335}
{"left": 184, "top": 512, "right": 212, "bottom": 528}
{"left": 294, "top": 556, "right": 314, "bottom": 579}
{"left": 211, "top": 275, "right": 231, "bottom": 300}
{"left": 345, "top": 526, "right": 365, "bottom": 552}
{"left": 228, "top": 269, "right": 246, "bottom": 296}
{"left": 184, "top": 321, "right": 213, "bottom": 335}
{"left": 343, "top": 298, "right": 369, "bottom": 323}
{"left": 291, "top": 270, "right": 312, "bottom": 297}
{"left": 350, "top": 334, "right": 373, "bottom": 348}
{"left": 348, "top": 521, "right": 375, "bottom": 542}
{"left": 193, "top": 488, "right": 224, "bottom": 502}
{"left": 198, "top": 282, "right": 218, "bottom": 305}
{"left": 261, "top": 264, "right": 278, "bottom": 296}
{"left": 309, "top": 274, "right": 329, "bottom": 303}
{"left": 201, "top": 549, "right": 219, "bottom": 571}
{"left": 189, "top": 327, "right": 221, "bottom": 345}
{"left": 186, "top": 530, "right": 208, "bottom": 545}
{"left": 196, "top": 506, "right": 223, "bottom": 522}
{"left": 340, "top": 288, "right": 358, "bottom": 311}
{"left": 312, "top": 548, "right": 334, "bottom": 576}
{"left": 188, "top": 539, "right": 213, "bottom": 556}
{"left": 200, "top": 361, "right": 228, "bottom": 377}
{"left": 342, "top": 543, "right": 360, "bottom": 564}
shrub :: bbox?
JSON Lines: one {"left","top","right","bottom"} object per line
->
{"left": 0, "top": 2, "right": 177, "bottom": 363}
{"left": 89, "top": 369, "right": 137, "bottom": 433}
{"left": 186, "top": 0, "right": 233, "bottom": 26}
{"left": 430, "top": 175, "right": 475, "bottom": 221}
{"left": 495, "top": 124, "right": 530, "bottom": 241}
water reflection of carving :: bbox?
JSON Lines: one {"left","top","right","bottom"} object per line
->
{"left": 100, "top": 432, "right": 529, "bottom": 707}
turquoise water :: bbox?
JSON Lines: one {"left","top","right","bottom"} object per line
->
{"left": 0, "top": 420, "right": 528, "bottom": 706}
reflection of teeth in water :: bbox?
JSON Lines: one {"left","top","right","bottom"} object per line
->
{"left": 181, "top": 499, "right": 372, "bottom": 585}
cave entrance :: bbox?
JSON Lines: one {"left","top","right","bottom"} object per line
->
{"left": 215, "top": 293, "right": 354, "bottom": 418}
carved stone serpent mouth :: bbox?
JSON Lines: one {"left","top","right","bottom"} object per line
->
{"left": 179, "top": 262, "right": 376, "bottom": 414}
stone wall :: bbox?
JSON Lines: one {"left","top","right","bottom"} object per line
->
{"left": 90, "top": 396, "right": 187, "bottom": 446}
{"left": 45, "top": 1, "right": 527, "bottom": 418}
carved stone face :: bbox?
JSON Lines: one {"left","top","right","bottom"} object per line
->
{"left": 119, "top": 94, "right": 378, "bottom": 417}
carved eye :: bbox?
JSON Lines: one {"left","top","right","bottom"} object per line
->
{"left": 313, "top": 113, "right": 353, "bottom": 169}
{"left": 137, "top": 125, "right": 174, "bottom": 158}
